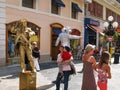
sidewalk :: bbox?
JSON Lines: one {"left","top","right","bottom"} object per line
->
{"left": 0, "top": 57, "right": 120, "bottom": 90}
{"left": 0, "top": 65, "right": 56, "bottom": 90}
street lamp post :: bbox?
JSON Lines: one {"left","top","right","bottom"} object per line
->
{"left": 103, "top": 16, "right": 118, "bottom": 53}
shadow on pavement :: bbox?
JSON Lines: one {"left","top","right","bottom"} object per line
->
{"left": 0, "top": 59, "right": 82, "bottom": 77}
{"left": 1, "top": 73, "right": 18, "bottom": 79}
{"left": 0, "top": 66, "right": 20, "bottom": 78}
{"left": 37, "top": 83, "right": 55, "bottom": 90}
{"left": 40, "top": 59, "right": 82, "bottom": 70}
{"left": 40, "top": 62, "right": 57, "bottom": 70}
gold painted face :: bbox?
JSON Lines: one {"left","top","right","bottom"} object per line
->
{"left": 20, "top": 19, "right": 27, "bottom": 27}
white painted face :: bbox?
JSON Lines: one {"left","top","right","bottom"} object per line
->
{"left": 62, "top": 26, "right": 71, "bottom": 33}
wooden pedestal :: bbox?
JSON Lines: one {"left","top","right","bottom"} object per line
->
{"left": 19, "top": 71, "right": 36, "bottom": 90}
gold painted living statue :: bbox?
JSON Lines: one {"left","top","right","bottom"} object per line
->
{"left": 11, "top": 19, "right": 36, "bottom": 73}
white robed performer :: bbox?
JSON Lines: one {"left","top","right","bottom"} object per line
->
{"left": 55, "top": 26, "right": 82, "bottom": 47}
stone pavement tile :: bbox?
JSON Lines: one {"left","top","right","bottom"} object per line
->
{"left": 0, "top": 76, "right": 19, "bottom": 90}
{"left": 0, "top": 57, "right": 119, "bottom": 90}
{"left": 0, "top": 65, "right": 57, "bottom": 90}
{"left": 36, "top": 72, "right": 56, "bottom": 90}
{"left": 0, "top": 71, "right": 56, "bottom": 90}
{"left": 108, "top": 64, "right": 120, "bottom": 90}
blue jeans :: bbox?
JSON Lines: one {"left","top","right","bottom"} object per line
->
{"left": 56, "top": 71, "right": 71, "bottom": 90}
{"left": 56, "top": 72, "right": 63, "bottom": 90}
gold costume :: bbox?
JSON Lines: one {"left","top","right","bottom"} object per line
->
{"left": 11, "top": 19, "right": 36, "bottom": 73}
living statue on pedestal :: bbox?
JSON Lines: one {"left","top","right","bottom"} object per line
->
{"left": 55, "top": 26, "right": 82, "bottom": 47}
{"left": 11, "top": 19, "right": 36, "bottom": 73}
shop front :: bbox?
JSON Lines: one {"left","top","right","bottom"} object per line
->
{"left": 84, "top": 18, "right": 103, "bottom": 49}
{"left": 6, "top": 21, "right": 40, "bottom": 65}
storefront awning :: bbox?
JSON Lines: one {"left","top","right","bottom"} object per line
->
{"left": 117, "top": 0, "right": 120, "bottom": 3}
{"left": 53, "top": 28, "right": 62, "bottom": 35}
{"left": 116, "top": 28, "right": 120, "bottom": 33}
{"left": 55, "top": 0, "right": 65, "bottom": 7}
{"left": 72, "top": 3, "right": 82, "bottom": 13}
{"left": 87, "top": 25, "right": 104, "bottom": 35}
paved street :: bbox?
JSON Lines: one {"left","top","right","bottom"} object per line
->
{"left": 0, "top": 58, "right": 120, "bottom": 90}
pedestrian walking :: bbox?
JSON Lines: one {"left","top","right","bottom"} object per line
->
{"left": 81, "top": 44, "right": 97, "bottom": 90}
{"left": 76, "top": 44, "right": 82, "bottom": 60}
{"left": 52, "top": 45, "right": 65, "bottom": 84}
{"left": 32, "top": 42, "right": 40, "bottom": 71}
{"left": 95, "top": 51, "right": 111, "bottom": 90}
{"left": 94, "top": 48, "right": 99, "bottom": 62}
{"left": 55, "top": 45, "right": 65, "bottom": 83}
{"left": 55, "top": 45, "right": 73, "bottom": 90}
{"left": 78, "top": 49, "right": 84, "bottom": 73}
{"left": 99, "top": 46, "right": 103, "bottom": 56}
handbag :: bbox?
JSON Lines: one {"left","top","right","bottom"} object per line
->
{"left": 70, "top": 62, "right": 76, "bottom": 75}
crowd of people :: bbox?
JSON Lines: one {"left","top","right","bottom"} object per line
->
{"left": 12, "top": 21, "right": 111, "bottom": 90}
{"left": 81, "top": 44, "right": 111, "bottom": 90}
{"left": 53, "top": 44, "right": 111, "bottom": 90}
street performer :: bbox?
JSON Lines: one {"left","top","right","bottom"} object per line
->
{"left": 55, "top": 26, "right": 82, "bottom": 47}
{"left": 11, "top": 19, "right": 36, "bottom": 73}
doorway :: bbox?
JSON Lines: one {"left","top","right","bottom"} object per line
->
{"left": 50, "top": 23, "right": 63, "bottom": 60}
{"left": 88, "top": 28, "right": 96, "bottom": 45}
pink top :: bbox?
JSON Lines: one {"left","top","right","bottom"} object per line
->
{"left": 98, "top": 69, "right": 107, "bottom": 83}
{"left": 57, "top": 53, "right": 73, "bottom": 71}
{"left": 62, "top": 56, "right": 73, "bottom": 71}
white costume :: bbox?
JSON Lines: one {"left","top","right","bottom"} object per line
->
{"left": 55, "top": 26, "right": 82, "bottom": 47}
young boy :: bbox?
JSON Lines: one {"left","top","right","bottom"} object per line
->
{"left": 61, "top": 46, "right": 72, "bottom": 61}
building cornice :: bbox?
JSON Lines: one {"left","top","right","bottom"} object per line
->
{"left": 94, "top": 0, "right": 120, "bottom": 15}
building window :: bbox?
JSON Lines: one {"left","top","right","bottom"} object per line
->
{"left": 88, "top": 29, "right": 96, "bottom": 45}
{"left": 22, "top": 0, "right": 36, "bottom": 9}
{"left": 71, "top": 2, "right": 82, "bottom": 19}
{"left": 51, "top": 0, "right": 65, "bottom": 15}
{"left": 95, "top": 3, "right": 103, "bottom": 18}
{"left": 72, "top": 9, "right": 78, "bottom": 19}
{"left": 88, "top": 1, "right": 103, "bottom": 18}
{"left": 106, "top": 8, "right": 117, "bottom": 21}
{"left": 117, "top": 15, "right": 120, "bottom": 24}
{"left": 51, "top": 0, "right": 59, "bottom": 14}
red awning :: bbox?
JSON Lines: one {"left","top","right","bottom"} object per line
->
{"left": 87, "top": 25, "right": 104, "bottom": 35}
{"left": 70, "top": 29, "right": 81, "bottom": 36}
{"left": 116, "top": 28, "right": 120, "bottom": 33}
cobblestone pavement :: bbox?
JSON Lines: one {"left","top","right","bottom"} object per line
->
{"left": 40, "top": 59, "right": 120, "bottom": 90}
{"left": 0, "top": 58, "right": 120, "bottom": 90}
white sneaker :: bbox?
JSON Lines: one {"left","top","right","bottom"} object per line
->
{"left": 33, "top": 69, "right": 36, "bottom": 72}
{"left": 22, "top": 69, "right": 25, "bottom": 73}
